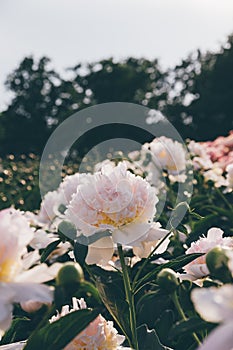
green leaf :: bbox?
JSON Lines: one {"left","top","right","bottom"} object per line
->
{"left": 40, "top": 240, "right": 61, "bottom": 263}
{"left": 134, "top": 253, "right": 203, "bottom": 292}
{"left": 186, "top": 214, "right": 218, "bottom": 245}
{"left": 169, "top": 317, "right": 215, "bottom": 339}
{"left": 137, "top": 324, "right": 172, "bottom": 350}
{"left": 137, "top": 291, "right": 172, "bottom": 328}
{"left": 24, "top": 308, "right": 99, "bottom": 350}
{"left": 0, "top": 317, "right": 31, "bottom": 345}
{"left": 73, "top": 241, "right": 88, "bottom": 266}
{"left": 58, "top": 221, "right": 77, "bottom": 241}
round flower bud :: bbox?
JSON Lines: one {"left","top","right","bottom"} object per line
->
{"left": 56, "top": 262, "right": 84, "bottom": 286}
{"left": 157, "top": 268, "right": 179, "bottom": 292}
{"left": 206, "top": 247, "right": 232, "bottom": 282}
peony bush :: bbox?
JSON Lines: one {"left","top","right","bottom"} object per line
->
{"left": 0, "top": 132, "right": 233, "bottom": 349}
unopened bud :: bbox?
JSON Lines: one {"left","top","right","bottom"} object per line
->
{"left": 157, "top": 268, "right": 179, "bottom": 292}
{"left": 206, "top": 247, "right": 232, "bottom": 283}
{"left": 56, "top": 262, "right": 84, "bottom": 286}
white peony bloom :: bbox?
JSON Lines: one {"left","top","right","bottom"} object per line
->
{"left": 0, "top": 208, "right": 58, "bottom": 335}
{"left": 65, "top": 162, "right": 167, "bottom": 264}
{"left": 37, "top": 190, "right": 64, "bottom": 224}
{"left": 50, "top": 297, "right": 125, "bottom": 350}
{"left": 146, "top": 136, "right": 187, "bottom": 175}
{"left": 191, "top": 285, "right": 233, "bottom": 350}
{"left": 184, "top": 228, "right": 233, "bottom": 279}
{"left": 59, "top": 173, "right": 91, "bottom": 206}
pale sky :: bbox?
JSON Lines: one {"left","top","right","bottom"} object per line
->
{"left": 1, "top": 0, "right": 233, "bottom": 110}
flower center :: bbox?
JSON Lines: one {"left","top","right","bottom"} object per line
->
{"left": 0, "top": 258, "right": 20, "bottom": 282}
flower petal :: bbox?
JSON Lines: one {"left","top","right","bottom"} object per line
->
{"left": 86, "top": 237, "right": 114, "bottom": 265}
{"left": 191, "top": 285, "right": 233, "bottom": 323}
{"left": 15, "top": 263, "right": 62, "bottom": 283}
{"left": 113, "top": 222, "right": 151, "bottom": 245}
{"left": 197, "top": 322, "right": 233, "bottom": 350}
{"left": 7, "top": 283, "right": 53, "bottom": 304}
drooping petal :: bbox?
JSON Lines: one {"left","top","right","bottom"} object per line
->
{"left": 113, "top": 222, "right": 151, "bottom": 245}
{"left": 86, "top": 236, "right": 114, "bottom": 265}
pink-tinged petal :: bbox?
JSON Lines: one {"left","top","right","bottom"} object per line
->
{"left": 86, "top": 237, "right": 114, "bottom": 265}
{"left": 113, "top": 222, "right": 151, "bottom": 245}
{"left": 15, "top": 263, "right": 62, "bottom": 283}
{"left": 191, "top": 285, "right": 233, "bottom": 323}
{"left": 143, "top": 222, "right": 169, "bottom": 242}
{"left": 207, "top": 227, "right": 224, "bottom": 240}
{"left": 6, "top": 283, "right": 53, "bottom": 304}
{"left": 197, "top": 322, "right": 233, "bottom": 350}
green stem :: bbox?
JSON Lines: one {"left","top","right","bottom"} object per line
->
{"left": 171, "top": 291, "right": 201, "bottom": 346}
{"left": 118, "top": 244, "right": 139, "bottom": 350}
{"left": 132, "top": 230, "right": 172, "bottom": 290}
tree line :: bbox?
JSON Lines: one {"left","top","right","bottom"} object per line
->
{"left": 1, "top": 34, "right": 233, "bottom": 155}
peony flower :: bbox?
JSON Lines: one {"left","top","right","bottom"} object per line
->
{"left": 37, "top": 189, "right": 64, "bottom": 224}
{"left": 0, "top": 208, "right": 59, "bottom": 335}
{"left": 59, "top": 173, "right": 91, "bottom": 206}
{"left": 50, "top": 298, "right": 126, "bottom": 350}
{"left": 65, "top": 162, "right": 167, "bottom": 264}
{"left": 145, "top": 136, "right": 187, "bottom": 175}
{"left": 191, "top": 284, "right": 233, "bottom": 350}
{"left": 184, "top": 227, "right": 233, "bottom": 279}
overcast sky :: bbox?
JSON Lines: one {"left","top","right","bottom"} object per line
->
{"left": 1, "top": 0, "right": 233, "bottom": 110}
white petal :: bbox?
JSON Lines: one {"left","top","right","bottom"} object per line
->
{"left": 191, "top": 285, "right": 233, "bottom": 323}
{"left": 207, "top": 227, "right": 224, "bottom": 240}
{"left": 7, "top": 283, "right": 53, "bottom": 304}
{"left": 15, "top": 263, "right": 62, "bottom": 283}
{"left": 143, "top": 222, "right": 169, "bottom": 242}
{"left": 197, "top": 322, "right": 233, "bottom": 350}
{"left": 113, "top": 222, "right": 151, "bottom": 245}
{"left": 86, "top": 237, "right": 114, "bottom": 265}
{"left": 22, "top": 250, "right": 40, "bottom": 270}
{"left": 0, "top": 303, "right": 13, "bottom": 335}
{"left": 0, "top": 341, "right": 26, "bottom": 349}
